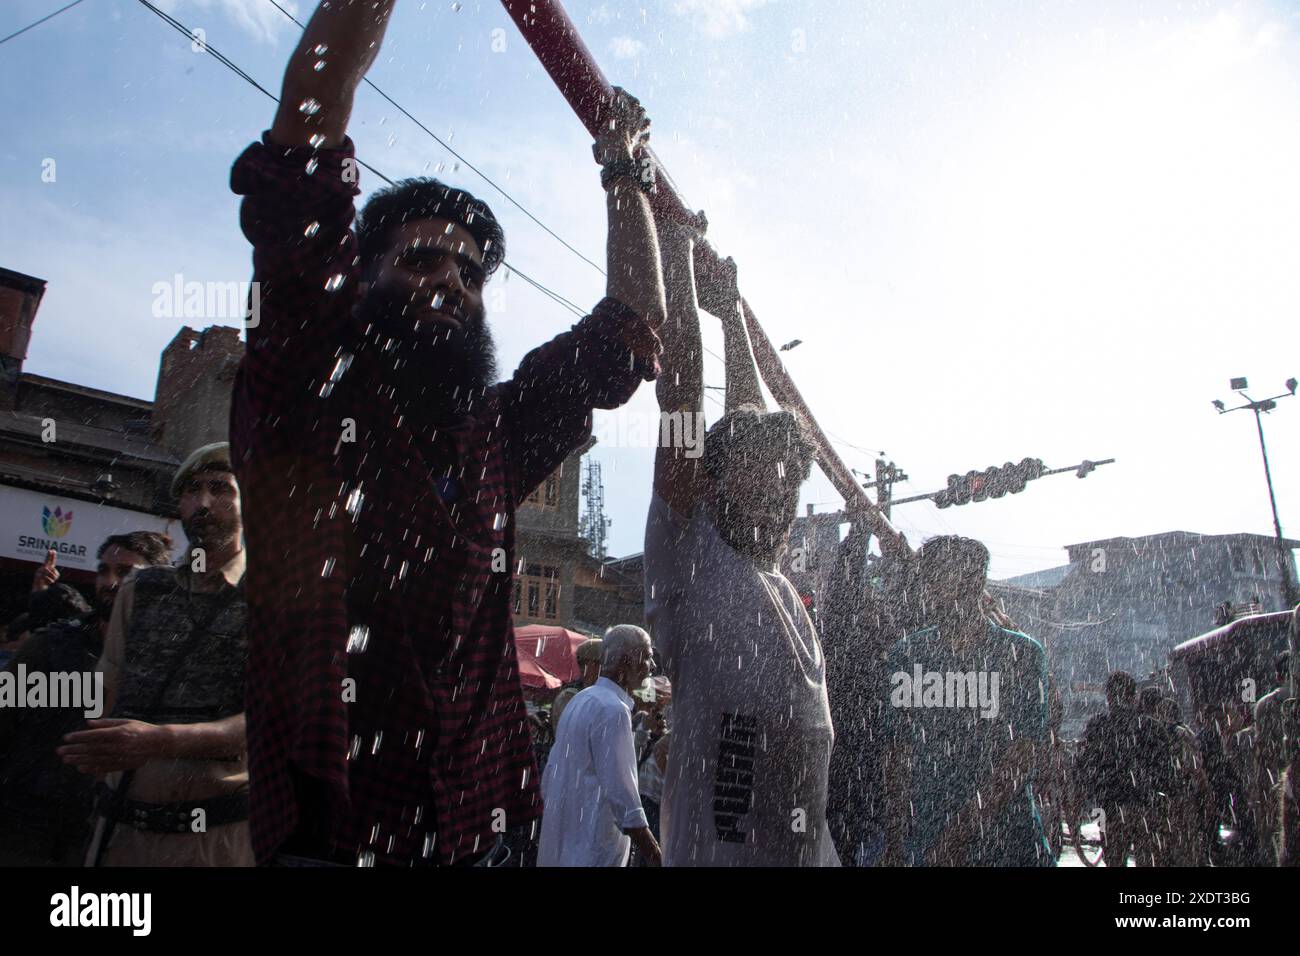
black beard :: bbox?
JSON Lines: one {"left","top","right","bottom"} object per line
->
{"left": 357, "top": 285, "right": 498, "bottom": 424}
{"left": 710, "top": 504, "right": 789, "bottom": 566}
{"left": 182, "top": 520, "right": 239, "bottom": 559}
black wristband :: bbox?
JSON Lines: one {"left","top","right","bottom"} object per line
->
{"left": 601, "top": 157, "right": 650, "bottom": 192}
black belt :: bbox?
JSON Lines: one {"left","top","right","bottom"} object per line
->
{"left": 97, "top": 787, "right": 249, "bottom": 834}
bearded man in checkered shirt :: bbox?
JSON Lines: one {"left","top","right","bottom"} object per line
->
{"left": 230, "top": 0, "right": 666, "bottom": 866}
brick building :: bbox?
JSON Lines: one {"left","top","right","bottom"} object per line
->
{"left": 0, "top": 266, "right": 237, "bottom": 621}
{"left": 512, "top": 438, "right": 646, "bottom": 636}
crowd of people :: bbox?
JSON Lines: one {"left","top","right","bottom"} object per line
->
{"left": 1, "top": 0, "right": 1297, "bottom": 869}
{"left": 1068, "top": 661, "right": 1297, "bottom": 867}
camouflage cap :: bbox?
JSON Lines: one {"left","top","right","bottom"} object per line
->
{"left": 171, "top": 442, "right": 233, "bottom": 498}
{"left": 575, "top": 638, "right": 604, "bottom": 665}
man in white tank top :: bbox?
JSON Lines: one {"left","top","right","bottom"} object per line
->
{"left": 643, "top": 219, "right": 839, "bottom": 866}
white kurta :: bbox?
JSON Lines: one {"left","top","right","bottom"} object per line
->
{"left": 538, "top": 677, "right": 648, "bottom": 867}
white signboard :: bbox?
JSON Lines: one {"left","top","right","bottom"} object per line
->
{"left": 0, "top": 485, "right": 186, "bottom": 572}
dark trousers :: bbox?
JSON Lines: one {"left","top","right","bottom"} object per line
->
{"left": 1106, "top": 803, "right": 1156, "bottom": 867}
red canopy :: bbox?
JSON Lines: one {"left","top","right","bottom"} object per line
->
{"left": 515, "top": 653, "right": 563, "bottom": 691}
{"left": 514, "top": 625, "right": 592, "bottom": 693}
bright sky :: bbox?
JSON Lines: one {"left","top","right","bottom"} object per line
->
{"left": 2, "top": 0, "right": 1298, "bottom": 581}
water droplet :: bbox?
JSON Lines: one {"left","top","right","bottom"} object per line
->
{"left": 430, "top": 289, "right": 445, "bottom": 309}
{"left": 347, "top": 624, "right": 370, "bottom": 654}
{"left": 313, "top": 43, "right": 329, "bottom": 55}
{"left": 313, "top": 59, "right": 327, "bottom": 72}
{"left": 304, "top": 221, "right": 320, "bottom": 238}
{"left": 323, "top": 273, "right": 346, "bottom": 293}
{"left": 356, "top": 850, "right": 375, "bottom": 867}
{"left": 493, "top": 513, "right": 506, "bottom": 531}
{"left": 444, "top": 223, "right": 455, "bottom": 234}
{"left": 344, "top": 486, "right": 364, "bottom": 517}
{"left": 308, "top": 133, "right": 326, "bottom": 149}
{"left": 319, "top": 349, "right": 353, "bottom": 397}
{"left": 348, "top": 734, "right": 362, "bottom": 759}
{"left": 321, "top": 557, "right": 336, "bottom": 577}
{"left": 298, "top": 97, "right": 322, "bottom": 116}
{"left": 371, "top": 731, "right": 384, "bottom": 754}
{"left": 452, "top": 1, "right": 461, "bottom": 10}
{"left": 304, "top": 157, "right": 319, "bottom": 175}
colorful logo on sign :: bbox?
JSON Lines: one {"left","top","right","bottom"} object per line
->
{"left": 41, "top": 506, "right": 73, "bottom": 538}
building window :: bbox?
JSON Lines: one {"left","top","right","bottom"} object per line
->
{"left": 515, "top": 563, "right": 560, "bottom": 621}
{"left": 544, "top": 577, "right": 558, "bottom": 618}
{"left": 1230, "top": 545, "right": 1245, "bottom": 574}
{"left": 1251, "top": 550, "right": 1265, "bottom": 576}
{"left": 524, "top": 470, "right": 561, "bottom": 509}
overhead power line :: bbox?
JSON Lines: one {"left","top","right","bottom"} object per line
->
{"left": 133, "top": 0, "right": 591, "bottom": 322}
{"left": 260, "top": 0, "right": 605, "bottom": 276}
{"left": 0, "top": 0, "right": 91, "bottom": 46}
{"left": 256, "top": 3, "right": 885, "bottom": 457}
{"left": 47, "top": 0, "right": 886, "bottom": 470}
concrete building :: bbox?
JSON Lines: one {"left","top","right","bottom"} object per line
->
{"left": 996, "top": 530, "right": 1300, "bottom": 735}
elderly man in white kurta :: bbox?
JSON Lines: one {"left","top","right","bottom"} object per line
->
{"left": 539, "top": 626, "right": 662, "bottom": 867}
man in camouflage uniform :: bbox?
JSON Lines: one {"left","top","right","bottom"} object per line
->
{"left": 61, "top": 444, "right": 251, "bottom": 866}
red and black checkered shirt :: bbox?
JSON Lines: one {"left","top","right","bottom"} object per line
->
{"left": 230, "top": 132, "right": 659, "bottom": 865}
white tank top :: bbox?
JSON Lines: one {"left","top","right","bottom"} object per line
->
{"left": 644, "top": 494, "right": 840, "bottom": 867}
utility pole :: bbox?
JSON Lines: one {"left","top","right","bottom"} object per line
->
{"left": 870, "top": 458, "right": 908, "bottom": 519}
{"left": 1212, "top": 376, "right": 1298, "bottom": 609}
{"left": 853, "top": 457, "right": 908, "bottom": 522}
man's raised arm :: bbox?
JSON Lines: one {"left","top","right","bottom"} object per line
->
{"left": 652, "top": 221, "right": 706, "bottom": 516}
{"left": 723, "top": 300, "right": 767, "bottom": 413}
{"left": 269, "top": 0, "right": 397, "bottom": 148}
{"left": 694, "top": 249, "right": 762, "bottom": 413}
{"left": 599, "top": 90, "right": 667, "bottom": 330}
{"left": 496, "top": 91, "right": 667, "bottom": 501}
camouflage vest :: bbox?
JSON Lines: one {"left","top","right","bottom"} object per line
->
{"left": 112, "top": 566, "right": 247, "bottom": 725}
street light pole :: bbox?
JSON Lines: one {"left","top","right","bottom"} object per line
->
{"left": 1251, "top": 403, "right": 1295, "bottom": 608}
{"left": 1213, "top": 377, "right": 1298, "bottom": 610}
